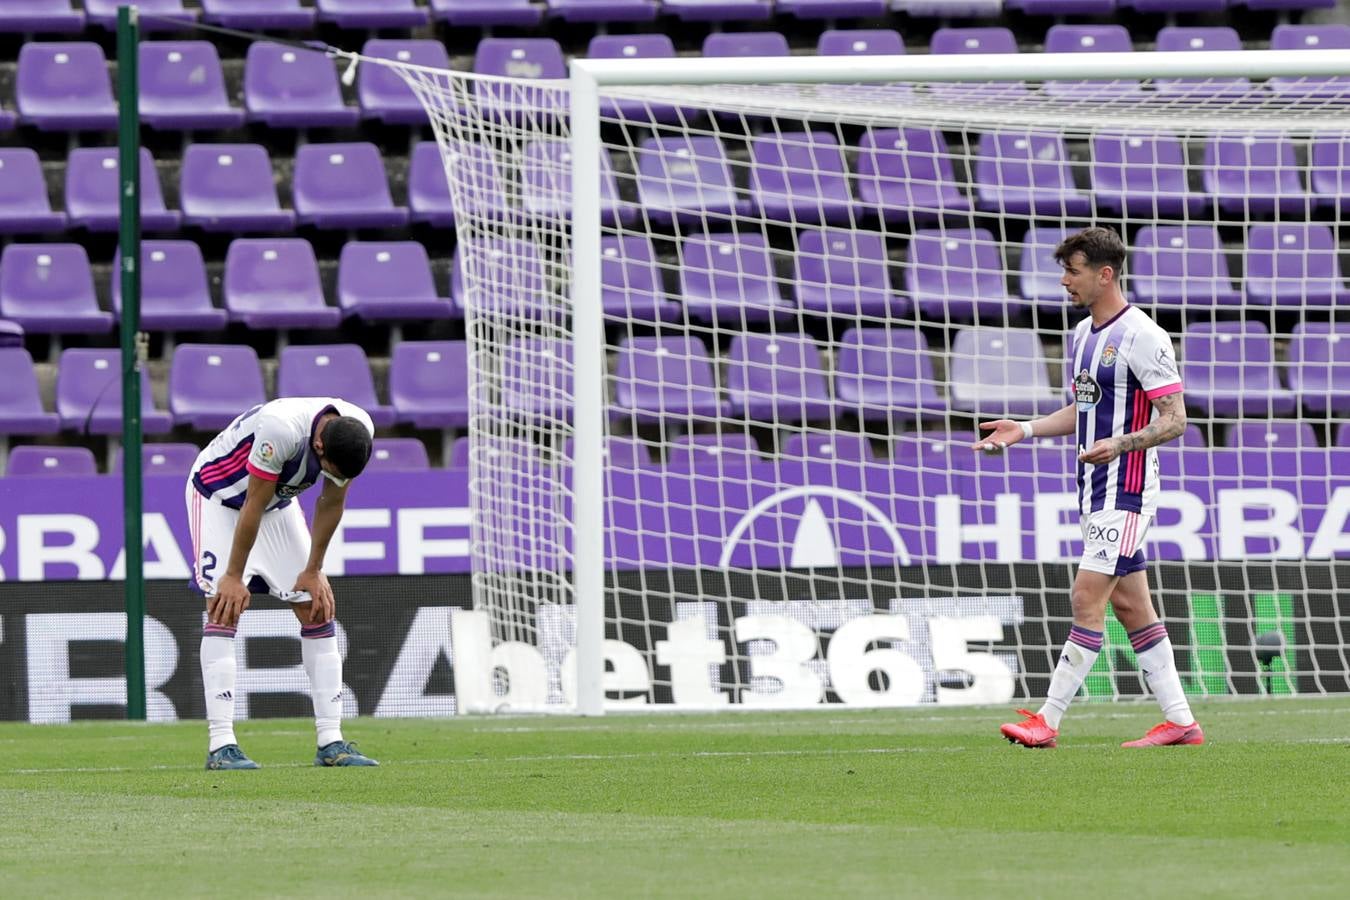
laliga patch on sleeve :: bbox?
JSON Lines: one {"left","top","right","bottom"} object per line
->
{"left": 258, "top": 440, "right": 276, "bottom": 462}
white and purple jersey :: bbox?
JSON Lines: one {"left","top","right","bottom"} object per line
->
{"left": 1069, "top": 306, "right": 1182, "bottom": 516}
{"left": 190, "top": 397, "right": 373, "bottom": 511}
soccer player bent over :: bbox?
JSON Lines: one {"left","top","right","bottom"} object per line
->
{"left": 186, "top": 397, "right": 379, "bottom": 769}
{"left": 975, "top": 227, "right": 1203, "bottom": 749}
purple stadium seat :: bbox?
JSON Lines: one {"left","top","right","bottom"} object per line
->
{"left": 974, "top": 132, "right": 1092, "bottom": 217}
{"left": 665, "top": 0, "right": 774, "bottom": 22}
{"left": 338, "top": 241, "right": 456, "bottom": 323}
{"left": 168, "top": 344, "right": 267, "bottom": 430}
{"left": 200, "top": 0, "right": 316, "bottom": 28}
{"left": 65, "top": 147, "right": 180, "bottom": 233}
{"left": 112, "top": 241, "right": 229, "bottom": 333}
{"left": 1009, "top": 0, "right": 1115, "bottom": 12}
{"left": 0, "top": 348, "right": 60, "bottom": 435}
{"left": 678, "top": 233, "right": 794, "bottom": 323}
{"left": 559, "top": 436, "right": 655, "bottom": 470}
{"left": 787, "top": 1, "right": 888, "bottom": 18}
{"left": 501, "top": 338, "right": 574, "bottom": 422}
{"left": 1203, "top": 136, "right": 1310, "bottom": 218}
{"left": 725, "top": 333, "right": 833, "bottom": 423}
{"left": 548, "top": 0, "right": 658, "bottom": 21}
{"left": 56, "top": 348, "right": 172, "bottom": 436}
{"left": 112, "top": 443, "right": 203, "bottom": 476}
{"left": 1130, "top": 225, "right": 1242, "bottom": 311}
{"left": 817, "top": 29, "right": 905, "bottom": 56}
{"left": 245, "top": 43, "right": 360, "bottom": 129}
{"left": 794, "top": 227, "right": 910, "bottom": 319}
{"left": 587, "top": 35, "right": 681, "bottom": 123}
{"left": 703, "top": 32, "right": 790, "bottom": 58}
{"left": 317, "top": 0, "right": 429, "bottom": 27}
{"left": 450, "top": 238, "right": 551, "bottom": 319}
{"left": 1043, "top": 25, "right": 1141, "bottom": 100}
{"left": 1245, "top": 224, "right": 1348, "bottom": 308}
{"left": 522, "top": 139, "right": 634, "bottom": 226}
{"left": 855, "top": 127, "right": 971, "bottom": 224}
{"left": 666, "top": 433, "right": 760, "bottom": 469}
{"left": 0, "top": 148, "right": 67, "bottom": 234}
{"left": 905, "top": 228, "right": 1027, "bottom": 322}
{"left": 1268, "top": 25, "right": 1350, "bottom": 98}
{"left": 928, "top": 28, "right": 1024, "bottom": 100}
{"left": 612, "top": 336, "right": 729, "bottom": 424}
{"left": 1154, "top": 27, "right": 1248, "bottom": 98}
{"left": 85, "top": 0, "right": 199, "bottom": 31}
{"left": 139, "top": 42, "right": 244, "bottom": 130}
{"left": 429, "top": 0, "right": 543, "bottom": 25}
{"left": 949, "top": 327, "right": 1060, "bottom": 417}
{"left": 780, "top": 433, "right": 876, "bottom": 461}
{"left": 1311, "top": 137, "right": 1350, "bottom": 213}
{"left": 834, "top": 326, "right": 945, "bottom": 423}
{"left": 367, "top": 438, "right": 432, "bottom": 472}
{"left": 223, "top": 239, "right": 341, "bottom": 331}
{"left": 0, "top": 244, "right": 113, "bottom": 335}
{"left": 746, "top": 131, "right": 855, "bottom": 225}
{"left": 389, "top": 341, "right": 471, "bottom": 429}
{"left": 408, "top": 143, "right": 455, "bottom": 228}
{"left": 1287, "top": 322, "right": 1350, "bottom": 417}
{"left": 1124, "top": 0, "right": 1226, "bottom": 8}
{"left": 180, "top": 144, "right": 295, "bottom": 233}
{"left": 1017, "top": 225, "right": 1072, "bottom": 309}
{"left": 292, "top": 143, "right": 409, "bottom": 230}
{"left": 1181, "top": 320, "right": 1296, "bottom": 418}
{"left": 635, "top": 136, "right": 738, "bottom": 227}
{"left": 473, "top": 38, "right": 568, "bottom": 122}
{"left": 358, "top": 39, "right": 449, "bottom": 126}
{"left": 600, "top": 235, "right": 680, "bottom": 322}
{"left": 449, "top": 435, "right": 541, "bottom": 470}
{"left": 16, "top": 42, "right": 117, "bottom": 131}
{"left": 1091, "top": 133, "right": 1206, "bottom": 218}
{"left": 0, "top": 321, "right": 23, "bottom": 347}
{"left": 1225, "top": 421, "right": 1318, "bottom": 450}
{"left": 0, "top": 1, "right": 84, "bottom": 33}
{"left": 7, "top": 446, "right": 98, "bottom": 477}
{"left": 277, "top": 345, "right": 396, "bottom": 427}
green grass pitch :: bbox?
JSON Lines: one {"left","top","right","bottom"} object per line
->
{"left": 2, "top": 699, "right": 1347, "bottom": 899}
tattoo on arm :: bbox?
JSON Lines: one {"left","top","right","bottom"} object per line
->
{"left": 1117, "top": 392, "right": 1187, "bottom": 454}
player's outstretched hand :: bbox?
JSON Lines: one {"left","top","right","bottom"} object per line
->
{"left": 293, "top": 569, "right": 335, "bottom": 624}
{"left": 209, "top": 574, "right": 251, "bottom": 628}
{"left": 972, "top": 419, "right": 1024, "bottom": 455}
{"left": 1079, "top": 437, "right": 1123, "bottom": 465}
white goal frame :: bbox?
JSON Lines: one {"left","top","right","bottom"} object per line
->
{"left": 566, "top": 48, "right": 1350, "bottom": 715}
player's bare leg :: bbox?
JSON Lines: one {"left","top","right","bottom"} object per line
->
{"left": 292, "top": 601, "right": 378, "bottom": 766}
{"left": 1002, "top": 569, "right": 1115, "bottom": 747}
{"left": 1111, "top": 571, "right": 1203, "bottom": 747}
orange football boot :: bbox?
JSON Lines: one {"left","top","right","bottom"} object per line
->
{"left": 1122, "top": 720, "right": 1205, "bottom": 747}
{"left": 1000, "top": 709, "right": 1058, "bottom": 748}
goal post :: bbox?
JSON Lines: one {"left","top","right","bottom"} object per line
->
{"left": 383, "top": 47, "right": 1350, "bottom": 715}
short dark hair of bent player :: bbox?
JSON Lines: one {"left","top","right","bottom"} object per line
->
{"left": 320, "top": 415, "right": 373, "bottom": 479}
{"left": 1053, "top": 226, "right": 1126, "bottom": 276}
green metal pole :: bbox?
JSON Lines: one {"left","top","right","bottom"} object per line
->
{"left": 118, "top": 4, "right": 146, "bottom": 721}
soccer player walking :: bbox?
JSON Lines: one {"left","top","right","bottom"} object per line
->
{"left": 186, "top": 397, "right": 380, "bottom": 769}
{"left": 975, "top": 227, "right": 1203, "bottom": 748}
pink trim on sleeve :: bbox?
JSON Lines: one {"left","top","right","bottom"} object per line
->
{"left": 1145, "top": 382, "right": 1183, "bottom": 400}
{"left": 246, "top": 462, "right": 280, "bottom": 481}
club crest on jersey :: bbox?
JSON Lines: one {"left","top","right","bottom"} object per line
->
{"left": 258, "top": 440, "right": 276, "bottom": 462}
{"left": 1101, "top": 343, "right": 1118, "bottom": 367}
{"left": 1074, "top": 369, "right": 1102, "bottom": 408}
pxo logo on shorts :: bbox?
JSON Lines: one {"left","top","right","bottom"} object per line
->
{"left": 1086, "top": 523, "right": 1120, "bottom": 543}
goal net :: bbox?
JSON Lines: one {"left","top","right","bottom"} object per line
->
{"left": 383, "top": 49, "right": 1350, "bottom": 713}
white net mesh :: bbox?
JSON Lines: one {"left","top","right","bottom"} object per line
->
{"left": 386, "top": 55, "right": 1350, "bottom": 711}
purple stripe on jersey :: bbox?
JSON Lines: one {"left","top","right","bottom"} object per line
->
{"left": 1128, "top": 621, "right": 1168, "bottom": 653}
{"left": 301, "top": 621, "right": 336, "bottom": 639}
{"left": 193, "top": 463, "right": 250, "bottom": 496}
{"left": 1074, "top": 325, "right": 1106, "bottom": 510}
{"left": 1068, "top": 626, "right": 1105, "bottom": 652}
{"left": 1112, "top": 367, "right": 1147, "bottom": 514}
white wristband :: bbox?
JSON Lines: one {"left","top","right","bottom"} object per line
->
{"left": 1019, "top": 421, "right": 1035, "bottom": 440}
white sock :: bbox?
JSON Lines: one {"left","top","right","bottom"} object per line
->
{"left": 1039, "top": 626, "right": 1103, "bottom": 730}
{"left": 301, "top": 623, "right": 344, "bottom": 748}
{"left": 200, "top": 629, "right": 238, "bottom": 752}
{"left": 1133, "top": 628, "right": 1196, "bottom": 726}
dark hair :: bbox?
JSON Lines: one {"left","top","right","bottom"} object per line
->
{"left": 321, "top": 416, "right": 372, "bottom": 479}
{"left": 1054, "top": 226, "right": 1126, "bottom": 278}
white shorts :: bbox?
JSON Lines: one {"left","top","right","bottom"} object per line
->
{"left": 185, "top": 482, "right": 312, "bottom": 601}
{"left": 1079, "top": 509, "right": 1151, "bottom": 577}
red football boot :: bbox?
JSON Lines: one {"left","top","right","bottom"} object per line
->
{"left": 1000, "top": 709, "right": 1058, "bottom": 749}
{"left": 1122, "top": 720, "right": 1205, "bottom": 747}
